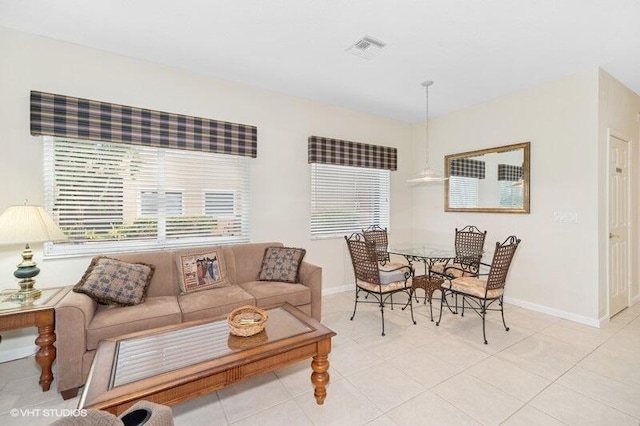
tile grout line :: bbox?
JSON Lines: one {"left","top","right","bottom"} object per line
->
{"left": 498, "top": 310, "right": 640, "bottom": 424}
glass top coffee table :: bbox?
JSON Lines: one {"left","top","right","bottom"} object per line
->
{"left": 79, "top": 303, "right": 336, "bottom": 415}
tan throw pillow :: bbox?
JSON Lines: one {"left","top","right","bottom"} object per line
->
{"left": 177, "top": 249, "right": 230, "bottom": 293}
{"left": 258, "top": 247, "right": 306, "bottom": 283}
{"left": 73, "top": 257, "right": 155, "bottom": 306}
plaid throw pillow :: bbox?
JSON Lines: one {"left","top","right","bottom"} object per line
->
{"left": 73, "top": 257, "right": 155, "bottom": 306}
{"left": 258, "top": 247, "right": 306, "bottom": 283}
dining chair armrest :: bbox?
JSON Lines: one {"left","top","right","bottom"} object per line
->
{"left": 442, "top": 263, "right": 480, "bottom": 278}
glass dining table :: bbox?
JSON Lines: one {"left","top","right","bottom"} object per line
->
{"left": 387, "top": 244, "right": 457, "bottom": 276}
{"left": 387, "top": 244, "right": 458, "bottom": 321}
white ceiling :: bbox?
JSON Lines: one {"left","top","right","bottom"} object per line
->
{"left": 1, "top": 0, "right": 639, "bottom": 122}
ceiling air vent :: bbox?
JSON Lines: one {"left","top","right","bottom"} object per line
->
{"left": 346, "top": 36, "right": 386, "bottom": 60}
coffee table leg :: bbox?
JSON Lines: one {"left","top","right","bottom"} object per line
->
{"left": 35, "top": 324, "right": 56, "bottom": 391}
{"left": 311, "top": 340, "right": 331, "bottom": 405}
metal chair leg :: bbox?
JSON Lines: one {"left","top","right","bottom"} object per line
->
{"left": 407, "top": 290, "right": 417, "bottom": 325}
{"left": 428, "top": 293, "right": 434, "bottom": 322}
{"left": 380, "top": 300, "right": 386, "bottom": 336}
{"left": 481, "top": 300, "right": 488, "bottom": 344}
{"left": 500, "top": 296, "right": 510, "bottom": 331}
{"left": 350, "top": 289, "right": 359, "bottom": 320}
{"left": 435, "top": 289, "right": 446, "bottom": 326}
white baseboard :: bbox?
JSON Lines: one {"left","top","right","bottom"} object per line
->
{"left": 503, "top": 296, "right": 601, "bottom": 328}
{"left": 0, "top": 346, "right": 37, "bottom": 363}
{"left": 322, "top": 284, "right": 353, "bottom": 295}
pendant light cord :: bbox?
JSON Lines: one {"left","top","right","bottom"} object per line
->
{"left": 422, "top": 80, "right": 433, "bottom": 167}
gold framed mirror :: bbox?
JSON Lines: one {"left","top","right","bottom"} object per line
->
{"left": 444, "top": 142, "right": 530, "bottom": 213}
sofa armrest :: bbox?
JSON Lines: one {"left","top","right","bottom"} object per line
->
{"left": 55, "top": 290, "right": 97, "bottom": 392}
{"left": 298, "top": 261, "right": 322, "bottom": 321}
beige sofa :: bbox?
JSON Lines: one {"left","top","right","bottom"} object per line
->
{"left": 55, "top": 242, "right": 322, "bottom": 399}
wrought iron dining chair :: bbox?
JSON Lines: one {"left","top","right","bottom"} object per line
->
{"left": 345, "top": 232, "right": 416, "bottom": 336}
{"left": 362, "top": 225, "right": 404, "bottom": 267}
{"left": 431, "top": 225, "right": 487, "bottom": 279}
{"left": 436, "top": 235, "right": 521, "bottom": 344}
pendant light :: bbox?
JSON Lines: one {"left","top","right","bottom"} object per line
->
{"left": 407, "top": 80, "right": 448, "bottom": 183}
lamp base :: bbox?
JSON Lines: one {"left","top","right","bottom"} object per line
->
{"left": 13, "top": 244, "right": 42, "bottom": 300}
{"left": 7, "top": 287, "right": 42, "bottom": 302}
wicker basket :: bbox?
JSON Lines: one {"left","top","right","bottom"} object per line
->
{"left": 227, "top": 305, "right": 268, "bottom": 337}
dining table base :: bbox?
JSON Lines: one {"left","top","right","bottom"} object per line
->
{"left": 410, "top": 275, "right": 444, "bottom": 321}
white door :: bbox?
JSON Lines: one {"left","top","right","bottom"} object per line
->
{"left": 608, "top": 134, "right": 631, "bottom": 317}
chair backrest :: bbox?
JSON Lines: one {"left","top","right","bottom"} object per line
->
{"left": 345, "top": 233, "right": 380, "bottom": 284}
{"left": 362, "top": 225, "right": 391, "bottom": 262}
{"left": 454, "top": 225, "right": 487, "bottom": 267}
{"left": 486, "top": 235, "right": 521, "bottom": 292}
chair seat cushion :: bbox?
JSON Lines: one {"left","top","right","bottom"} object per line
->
{"left": 431, "top": 262, "right": 476, "bottom": 278}
{"left": 378, "top": 267, "right": 410, "bottom": 285}
{"left": 441, "top": 276, "right": 503, "bottom": 299}
{"left": 357, "top": 278, "right": 410, "bottom": 293}
{"left": 87, "top": 296, "right": 182, "bottom": 350}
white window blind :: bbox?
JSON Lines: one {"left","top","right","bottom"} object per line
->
{"left": 448, "top": 176, "right": 479, "bottom": 208}
{"left": 310, "top": 163, "right": 390, "bottom": 238}
{"left": 139, "top": 191, "right": 184, "bottom": 217}
{"left": 43, "top": 136, "right": 250, "bottom": 257}
{"left": 204, "top": 191, "right": 235, "bottom": 216}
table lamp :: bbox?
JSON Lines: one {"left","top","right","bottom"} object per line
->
{"left": 0, "top": 202, "right": 67, "bottom": 299}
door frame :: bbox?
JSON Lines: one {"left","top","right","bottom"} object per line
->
{"left": 606, "top": 128, "right": 633, "bottom": 318}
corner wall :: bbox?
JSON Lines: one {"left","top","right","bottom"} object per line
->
{"left": 411, "top": 70, "right": 601, "bottom": 324}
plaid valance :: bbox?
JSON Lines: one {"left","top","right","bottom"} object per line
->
{"left": 498, "top": 164, "right": 523, "bottom": 181}
{"left": 308, "top": 136, "right": 397, "bottom": 171}
{"left": 30, "top": 91, "right": 257, "bottom": 158}
{"left": 450, "top": 158, "right": 485, "bottom": 179}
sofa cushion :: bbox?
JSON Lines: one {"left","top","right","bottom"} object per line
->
{"left": 86, "top": 296, "right": 181, "bottom": 350}
{"left": 239, "top": 280, "right": 311, "bottom": 309}
{"left": 179, "top": 285, "right": 255, "bottom": 322}
{"left": 258, "top": 247, "right": 306, "bottom": 283}
{"left": 74, "top": 257, "right": 155, "bottom": 306}
{"left": 175, "top": 248, "right": 231, "bottom": 293}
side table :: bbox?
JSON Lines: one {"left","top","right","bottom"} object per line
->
{"left": 0, "top": 286, "right": 71, "bottom": 392}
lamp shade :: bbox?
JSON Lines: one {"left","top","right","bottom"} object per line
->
{"left": 0, "top": 205, "right": 67, "bottom": 245}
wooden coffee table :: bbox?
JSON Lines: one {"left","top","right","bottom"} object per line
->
{"left": 79, "top": 303, "right": 336, "bottom": 414}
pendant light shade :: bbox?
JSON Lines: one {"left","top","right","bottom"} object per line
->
{"left": 407, "top": 80, "right": 447, "bottom": 183}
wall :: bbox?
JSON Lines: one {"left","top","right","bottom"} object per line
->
{"left": 597, "top": 69, "right": 640, "bottom": 319}
{"left": 0, "top": 27, "right": 413, "bottom": 360}
{"left": 411, "top": 70, "right": 603, "bottom": 324}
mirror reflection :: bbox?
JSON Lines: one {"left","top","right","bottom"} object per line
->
{"left": 444, "top": 142, "right": 530, "bottom": 213}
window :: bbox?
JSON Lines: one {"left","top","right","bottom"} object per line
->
{"left": 139, "top": 191, "right": 184, "bottom": 217}
{"left": 204, "top": 191, "right": 235, "bottom": 216}
{"left": 44, "top": 136, "right": 250, "bottom": 256}
{"left": 310, "top": 163, "right": 390, "bottom": 238}
{"left": 448, "top": 176, "right": 479, "bottom": 208}
{"left": 499, "top": 181, "right": 524, "bottom": 208}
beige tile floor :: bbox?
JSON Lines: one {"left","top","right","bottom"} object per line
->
{"left": 1, "top": 291, "right": 640, "bottom": 425}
